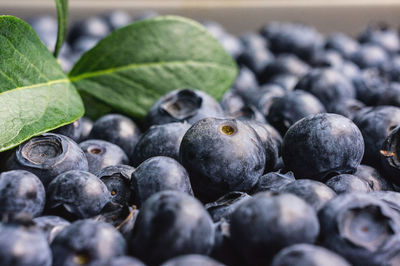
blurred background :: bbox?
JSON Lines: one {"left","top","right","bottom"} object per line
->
{"left": 2, "top": 0, "right": 400, "bottom": 35}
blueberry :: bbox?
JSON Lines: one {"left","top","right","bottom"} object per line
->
{"left": 352, "top": 68, "right": 388, "bottom": 105}
{"left": 131, "top": 156, "right": 193, "bottom": 206}
{"left": 258, "top": 54, "right": 310, "bottom": 84}
{"left": 97, "top": 165, "right": 135, "bottom": 205}
{"left": 271, "top": 244, "right": 351, "bottom": 266}
{"left": 268, "top": 73, "right": 299, "bottom": 91}
{"left": 354, "top": 164, "right": 393, "bottom": 191}
{"left": 240, "top": 32, "right": 269, "bottom": 51}
{"left": 379, "top": 125, "right": 400, "bottom": 185}
{"left": 79, "top": 117, "right": 93, "bottom": 141}
{"left": 90, "top": 256, "right": 146, "bottom": 266}
{"left": 0, "top": 170, "right": 45, "bottom": 217}
{"left": 325, "top": 174, "right": 371, "bottom": 194}
{"left": 325, "top": 98, "right": 365, "bottom": 120}
{"left": 47, "top": 170, "right": 110, "bottom": 219}
{"left": 211, "top": 220, "right": 243, "bottom": 266}
{"left": 338, "top": 60, "right": 361, "bottom": 81}
{"left": 217, "top": 33, "right": 244, "bottom": 59}
{"left": 28, "top": 16, "right": 57, "bottom": 50}
{"left": 6, "top": 133, "right": 88, "bottom": 187}
{"left": 267, "top": 90, "right": 326, "bottom": 135}
{"left": 262, "top": 122, "right": 283, "bottom": 156}
{"left": 161, "top": 255, "right": 225, "bottom": 266}
{"left": 52, "top": 118, "right": 85, "bottom": 143}
{"left": 179, "top": 118, "right": 266, "bottom": 202}
{"left": 205, "top": 191, "right": 251, "bottom": 222}
{"left": 146, "top": 89, "right": 224, "bottom": 127}
{"left": 102, "top": 10, "right": 132, "bottom": 30}
{"left": 294, "top": 68, "right": 356, "bottom": 107}
{"left": 0, "top": 221, "right": 52, "bottom": 266}
{"left": 377, "top": 82, "right": 400, "bottom": 107}
{"left": 51, "top": 219, "right": 126, "bottom": 266}
{"left": 280, "top": 179, "right": 336, "bottom": 211}
{"left": 325, "top": 32, "right": 360, "bottom": 59}
{"left": 370, "top": 191, "right": 400, "bottom": 214}
{"left": 220, "top": 90, "right": 246, "bottom": 115}
{"left": 68, "top": 16, "right": 110, "bottom": 45}
{"left": 245, "top": 84, "right": 286, "bottom": 117}
{"left": 282, "top": 113, "right": 364, "bottom": 180}
{"left": 33, "top": 215, "right": 70, "bottom": 243}
{"left": 79, "top": 139, "right": 129, "bottom": 174}
{"left": 354, "top": 106, "right": 400, "bottom": 167}
{"left": 89, "top": 114, "right": 141, "bottom": 158}
{"left": 251, "top": 171, "right": 295, "bottom": 193}
{"left": 72, "top": 36, "right": 100, "bottom": 54}
{"left": 230, "top": 193, "right": 319, "bottom": 265}
{"left": 237, "top": 44, "right": 274, "bottom": 76}
{"left": 129, "top": 191, "right": 215, "bottom": 266}
{"left": 318, "top": 193, "right": 400, "bottom": 265}
{"left": 309, "top": 49, "right": 343, "bottom": 68}
{"left": 358, "top": 24, "right": 400, "bottom": 54}
{"left": 261, "top": 22, "right": 323, "bottom": 61}
{"left": 131, "top": 122, "right": 191, "bottom": 166}
{"left": 227, "top": 105, "right": 267, "bottom": 124}
{"left": 231, "top": 66, "right": 259, "bottom": 97}
{"left": 351, "top": 44, "right": 389, "bottom": 70}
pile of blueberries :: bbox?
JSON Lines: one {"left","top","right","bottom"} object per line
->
{"left": 3, "top": 10, "right": 400, "bottom": 266}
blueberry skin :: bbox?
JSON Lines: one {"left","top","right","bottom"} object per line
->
{"left": 251, "top": 171, "right": 295, "bottom": 193}
{"left": 33, "top": 215, "right": 70, "bottom": 243}
{"left": 379, "top": 125, "right": 400, "bottom": 185}
{"left": 90, "top": 256, "right": 145, "bottom": 266}
{"left": 325, "top": 98, "right": 365, "bottom": 120}
{"left": 227, "top": 105, "right": 267, "bottom": 124}
{"left": 146, "top": 89, "right": 224, "bottom": 127}
{"left": 0, "top": 170, "right": 45, "bottom": 217}
{"left": 354, "top": 164, "right": 393, "bottom": 191}
{"left": 51, "top": 219, "right": 126, "bottom": 266}
{"left": 351, "top": 44, "right": 389, "bottom": 70}
{"left": 0, "top": 222, "right": 52, "bottom": 266}
{"left": 129, "top": 191, "right": 215, "bottom": 266}
{"left": 282, "top": 113, "right": 364, "bottom": 180}
{"left": 47, "top": 170, "right": 111, "bottom": 219}
{"left": 79, "top": 117, "right": 93, "bottom": 141}
{"left": 271, "top": 244, "right": 351, "bottom": 266}
{"left": 377, "top": 82, "right": 400, "bottom": 107}
{"left": 97, "top": 165, "right": 135, "bottom": 205}
{"left": 205, "top": 191, "right": 251, "bottom": 222}
{"left": 294, "top": 68, "right": 356, "bottom": 107}
{"left": 326, "top": 174, "right": 372, "bottom": 194}
{"left": 354, "top": 106, "right": 400, "bottom": 168}
{"left": 261, "top": 22, "right": 323, "bottom": 61}
{"left": 325, "top": 33, "right": 360, "bottom": 59}
{"left": 220, "top": 90, "right": 246, "bottom": 115}
{"left": 6, "top": 133, "right": 89, "bottom": 187}
{"left": 161, "top": 255, "right": 225, "bottom": 266}
{"left": 53, "top": 118, "right": 85, "bottom": 143}
{"left": 89, "top": 114, "right": 141, "bottom": 158}
{"left": 131, "top": 156, "right": 193, "bottom": 206}
{"left": 131, "top": 122, "right": 191, "bottom": 167}
{"left": 370, "top": 191, "right": 400, "bottom": 214}
{"left": 244, "top": 84, "right": 286, "bottom": 118}
{"left": 280, "top": 179, "right": 336, "bottom": 211}
{"left": 318, "top": 193, "right": 400, "bottom": 266}
{"left": 80, "top": 139, "right": 129, "bottom": 174}
{"left": 230, "top": 193, "right": 319, "bottom": 265}
{"left": 267, "top": 90, "right": 326, "bottom": 135}
{"left": 179, "top": 118, "right": 266, "bottom": 202}
{"left": 352, "top": 69, "right": 387, "bottom": 105}
{"left": 258, "top": 54, "right": 310, "bottom": 84}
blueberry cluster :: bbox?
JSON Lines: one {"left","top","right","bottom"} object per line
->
{"left": 2, "top": 10, "right": 400, "bottom": 266}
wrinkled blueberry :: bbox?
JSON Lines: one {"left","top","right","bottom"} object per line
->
{"left": 129, "top": 191, "right": 214, "bottom": 266}
{"left": 80, "top": 139, "right": 129, "bottom": 174}
{"left": 318, "top": 193, "right": 400, "bottom": 266}
{"left": 146, "top": 89, "right": 224, "bottom": 127}
{"left": 33, "top": 215, "right": 70, "bottom": 243}
{"left": 282, "top": 113, "right": 364, "bottom": 180}
{"left": 205, "top": 191, "right": 251, "bottom": 222}
{"left": 131, "top": 156, "right": 193, "bottom": 206}
{"left": 131, "top": 122, "right": 191, "bottom": 166}
{"left": 280, "top": 179, "right": 336, "bottom": 211}
{"left": 47, "top": 170, "right": 110, "bottom": 219}
{"left": 326, "top": 174, "right": 371, "bottom": 194}
{"left": 89, "top": 114, "right": 141, "bottom": 158}
{"left": 180, "top": 118, "right": 266, "bottom": 202}
{"left": 6, "top": 133, "right": 88, "bottom": 186}
{"left": 251, "top": 171, "right": 294, "bottom": 193}
{"left": 230, "top": 193, "right": 319, "bottom": 265}
{"left": 271, "top": 244, "right": 351, "bottom": 266}
{"left": 97, "top": 165, "right": 135, "bottom": 205}
{"left": 0, "top": 170, "right": 45, "bottom": 217}
{"left": 0, "top": 221, "right": 52, "bottom": 266}
{"left": 51, "top": 219, "right": 126, "bottom": 266}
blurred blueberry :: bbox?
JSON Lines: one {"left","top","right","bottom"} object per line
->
{"left": 326, "top": 174, "right": 372, "bottom": 194}
{"left": 33, "top": 215, "right": 70, "bottom": 243}
{"left": 325, "top": 32, "right": 359, "bottom": 59}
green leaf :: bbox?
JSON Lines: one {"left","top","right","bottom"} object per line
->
{"left": 0, "top": 16, "right": 84, "bottom": 152}
{"left": 69, "top": 16, "right": 237, "bottom": 119}
{"left": 54, "top": 0, "right": 68, "bottom": 57}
